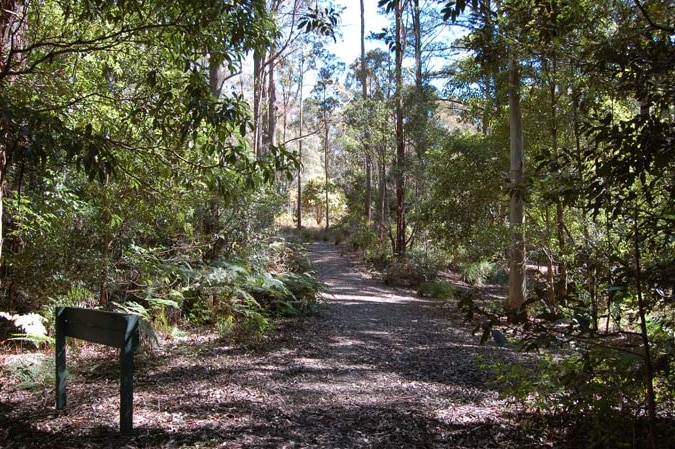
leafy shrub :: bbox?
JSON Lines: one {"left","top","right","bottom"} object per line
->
{"left": 345, "top": 221, "right": 377, "bottom": 252}
{"left": 384, "top": 246, "right": 448, "bottom": 288}
{"left": 488, "top": 266, "right": 509, "bottom": 284}
{"left": 485, "top": 345, "right": 675, "bottom": 448}
{"left": 275, "top": 272, "right": 323, "bottom": 313}
{"left": 384, "top": 259, "right": 427, "bottom": 288}
{"left": 112, "top": 298, "right": 179, "bottom": 346}
{"left": 264, "top": 238, "right": 313, "bottom": 273}
{"left": 408, "top": 248, "right": 448, "bottom": 280}
{"left": 417, "top": 281, "right": 456, "bottom": 300}
{"left": 364, "top": 239, "right": 392, "bottom": 270}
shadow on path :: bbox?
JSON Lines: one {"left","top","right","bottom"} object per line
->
{"left": 0, "top": 242, "right": 545, "bottom": 448}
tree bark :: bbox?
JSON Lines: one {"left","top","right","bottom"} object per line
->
{"left": 253, "top": 46, "right": 265, "bottom": 158}
{"left": 413, "top": 0, "right": 422, "bottom": 90}
{"left": 209, "top": 55, "right": 224, "bottom": 99}
{"left": 394, "top": 0, "right": 406, "bottom": 257}
{"left": 324, "top": 120, "right": 330, "bottom": 230}
{"left": 547, "top": 57, "right": 567, "bottom": 301}
{"left": 378, "top": 155, "right": 387, "bottom": 239}
{"left": 360, "top": 0, "right": 371, "bottom": 223}
{"left": 267, "top": 48, "right": 277, "bottom": 149}
{"left": 296, "top": 55, "right": 304, "bottom": 229}
{"left": 508, "top": 58, "right": 526, "bottom": 312}
{"left": 633, "top": 205, "right": 659, "bottom": 449}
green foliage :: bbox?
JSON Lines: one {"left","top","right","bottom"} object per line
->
{"left": 297, "top": 5, "right": 341, "bottom": 41}
{"left": 301, "top": 177, "right": 346, "bottom": 226}
{"left": 462, "top": 260, "right": 496, "bottom": 287}
{"left": 180, "top": 239, "right": 321, "bottom": 339}
{"left": 417, "top": 281, "right": 456, "bottom": 300}
{"left": 383, "top": 249, "right": 442, "bottom": 289}
{"left": 409, "top": 247, "right": 448, "bottom": 280}
{"left": 111, "top": 297, "right": 179, "bottom": 346}
{"left": 0, "top": 312, "right": 53, "bottom": 348}
{"left": 0, "top": 0, "right": 301, "bottom": 336}
{"left": 364, "top": 239, "right": 394, "bottom": 270}
{"left": 275, "top": 272, "right": 322, "bottom": 314}
{"left": 485, "top": 345, "right": 673, "bottom": 448}
{"left": 419, "top": 132, "right": 509, "bottom": 260}
{"left": 342, "top": 220, "right": 377, "bottom": 252}
{"left": 5, "top": 356, "right": 55, "bottom": 391}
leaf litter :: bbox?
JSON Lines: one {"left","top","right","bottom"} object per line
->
{"left": 1, "top": 242, "right": 548, "bottom": 448}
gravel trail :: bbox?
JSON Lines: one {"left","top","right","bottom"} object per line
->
{"left": 1, "top": 242, "right": 537, "bottom": 448}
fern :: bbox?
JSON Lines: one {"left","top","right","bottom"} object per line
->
{"left": 0, "top": 312, "right": 52, "bottom": 348}
{"left": 112, "top": 301, "right": 159, "bottom": 346}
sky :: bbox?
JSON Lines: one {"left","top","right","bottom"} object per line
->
{"left": 327, "top": 1, "right": 389, "bottom": 65}
{"left": 324, "top": 1, "right": 465, "bottom": 80}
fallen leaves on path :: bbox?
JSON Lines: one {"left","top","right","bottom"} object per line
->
{"left": 1, "top": 242, "right": 548, "bottom": 448}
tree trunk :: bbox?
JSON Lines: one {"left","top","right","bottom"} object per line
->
{"left": 296, "top": 56, "right": 304, "bottom": 229}
{"left": 394, "top": 0, "right": 406, "bottom": 257}
{"left": 360, "top": 0, "right": 371, "bottom": 224}
{"left": 324, "top": 122, "right": 330, "bottom": 230}
{"left": 378, "top": 153, "right": 387, "bottom": 240}
{"left": 267, "top": 49, "right": 277, "bottom": 149}
{"left": 99, "top": 180, "right": 112, "bottom": 305}
{"left": 209, "top": 56, "right": 224, "bottom": 99}
{"left": 253, "top": 47, "right": 265, "bottom": 158}
{"left": 413, "top": 0, "right": 422, "bottom": 90}
{"left": 547, "top": 57, "right": 567, "bottom": 301}
{"left": 0, "top": 0, "right": 23, "bottom": 278}
{"left": 508, "top": 58, "right": 526, "bottom": 312}
{"left": 633, "top": 205, "right": 659, "bottom": 449}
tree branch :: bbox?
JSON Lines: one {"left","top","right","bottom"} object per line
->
{"left": 634, "top": 0, "right": 675, "bottom": 33}
{"left": 281, "top": 131, "right": 319, "bottom": 146}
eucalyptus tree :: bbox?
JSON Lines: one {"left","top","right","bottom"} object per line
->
{"left": 375, "top": 0, "right": 408, "bottom": 256}
{"left": 393, "top": 0, "right": 407, "bottom": 256}
{"left": 441, "top": 0, "right": 599, "bottom": 310}
{"left": 441, "top": 0, "right": 542, "bottom": 311}
{"left": 360, "top": 0, "right": 372, "bottom": 223}
{"left": 344, "top": 49, "right": 396, "bottom": 237}
{"left": 251, "top": 0, "right": 341, "bottom": 158}
{"left": 374, "top": 0, "right": 452, "bottom": 257}
{"left": 275, "top": 35, "right": 334, "bottom": 229}
{"left": 306, "top": 63, "right": 344, "bottom": 230}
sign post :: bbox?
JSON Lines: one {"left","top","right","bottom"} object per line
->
{"left": 55, "top": 307, "right": 140, "bottom": 434}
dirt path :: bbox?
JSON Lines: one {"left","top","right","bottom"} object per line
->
{"left": 1, "top": 242, "right": 536, "bottom": 448}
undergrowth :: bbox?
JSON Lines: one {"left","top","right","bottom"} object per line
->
{"left": 417, "top": 281, "right": 456, "bottom": 300}
{"left": 1, "top": 237, "right": 322, "bottom": 350}
{"left": 461, "top": 287, "right": 675, "bottom": 449}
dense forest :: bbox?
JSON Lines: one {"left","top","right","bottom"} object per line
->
{"left": 1, "top": 0, "right": 674, "bottom": 448}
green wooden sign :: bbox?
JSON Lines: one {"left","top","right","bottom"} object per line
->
{"left": 55, "top": 307, "right": 140, "bottom": 434}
